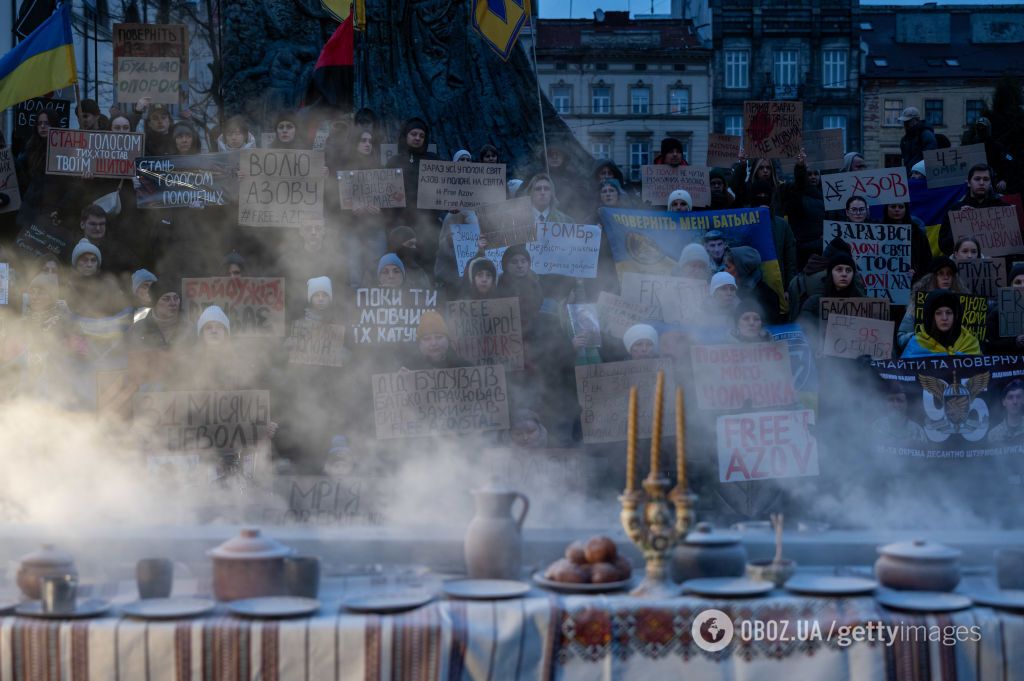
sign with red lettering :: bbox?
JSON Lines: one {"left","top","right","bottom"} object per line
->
{"left": 716, "top": 410, "right": 819, "bottom": 483}
{"left": 446, "top": 297, "right": 524, "bottom": 370}
{"left": 824, "top": 314, "right": 895, "bottom": 360}
{"left": 949, "top": 204, "right": 1023, "bottom": 257}
{"left": 824, "top": 221, "right": 912, "bottom": 305}
{"left": 640, "top": 165, "right": 712, "bottom": 207}
{"left": 821, "top": 167, "right": 910, "bottom": 211}
{"left": 706, "top": 133, "right": 741, "bottom": 167}
{"left": 113, "top": 23, "right": 188, "bottom": 105}
{"left": 742, "top": 101, "right": 803, "bottom": 159}
{"left": 690, "top": 343, "right": 796, "bottom": 410}
{"left": 181, "top": 277, "right": 286, "bottom": 337}
{"left": 45, "top": 128, "right": 144, "bottom": 179}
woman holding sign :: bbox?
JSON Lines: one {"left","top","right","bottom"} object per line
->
{"left": 902, "top": 289, "right": 981, "bottom": 357}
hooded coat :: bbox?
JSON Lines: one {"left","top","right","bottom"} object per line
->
{"left": 902, "top": 289, "right": 981, "bottom": 357}
{"left": 728, "top": 246, "right": 782, "bottom": 323}
{"left": 781, "top": 162, "right": 826, "bottom": 268}
{"left": 386, "top": 117, "right": 440, "bottom": 212}
{"left": 496, "top": 245, "right": 544, "bottom": 332}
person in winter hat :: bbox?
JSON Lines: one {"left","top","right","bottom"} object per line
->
{"left": 902, "top": 288, "right": 981, "bottom": 358}
{"left": 623, "top": 323, "right": 659, "bottom": 359}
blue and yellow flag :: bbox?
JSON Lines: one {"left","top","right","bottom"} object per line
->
{"left": 473, "top": 0, "right": 531, "bottom": 61}
{"left": 0, "top": 3, "right": 76, "bottom": 113}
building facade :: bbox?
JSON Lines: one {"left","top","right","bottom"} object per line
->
{"left": 861, "top": 5, "right": 1024, "bottom": 168}
{"left": 522, "top": 12, "right": 713, "bottom": 183}
{"left": 710, "top": 0, "right": 861, "bottom": 160}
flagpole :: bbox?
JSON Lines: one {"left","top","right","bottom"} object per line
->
{"left": 528, "top": 9, "right": 549, "bottom": 177}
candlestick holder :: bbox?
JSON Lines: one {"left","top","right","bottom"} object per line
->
{"left": 620, "top": 477, "right": 696, "bottom": 597}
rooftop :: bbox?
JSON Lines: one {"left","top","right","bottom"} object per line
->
{"left": 535, "top": 12, "right": 706, "bottom": 53}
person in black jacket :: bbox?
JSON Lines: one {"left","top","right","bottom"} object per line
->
{"left": 386, "top": 116, "right": 441, "bottom": 258}
{"left": 782, "top": 152, "right": 826, "bottom": 270}
{"left": 938, "top": 164, "right": 1009, "bottom": 255}
{"left": 898, "top": 106, "right": 937, "bottom": 174}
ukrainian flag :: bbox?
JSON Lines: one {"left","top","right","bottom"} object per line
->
{"left": 473, "top": 0, "right": 531, "bottom": 61}
{"left": 0, "top": 4, "right": 76, "bottom": 113}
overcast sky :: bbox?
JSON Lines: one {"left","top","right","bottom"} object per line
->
{"left": 539, "top": 0, "right": 1024, "bottom": 19}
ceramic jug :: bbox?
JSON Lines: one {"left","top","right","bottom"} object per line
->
{"left": 464, "top": 484, "right": 530, "bottom": 579}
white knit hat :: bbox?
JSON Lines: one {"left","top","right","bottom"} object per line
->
{"left": 911, "top": 160, "right": 926, "bottom": 176}
{"left": 131, "top": 268, "right": 157, "bottom": 293}
{"left": 307, "top": 276, "right": 333, "bottom": 302}
{"left": 667, "top": 189, "right": 693, "bottom": 208}
{"left": 71, "top": 238, "right": 102, "bottom": 266}
{"left": 452, "top": 149, "right": 472, "bottom": 162}
{"left": 709, "top": 271, "right": 737, "bottom": 295}
{"left": 623, "top": 323, "right": 659, "bottom": 353}
{"left": 197, "top": 305, "right": 231, "bottom": 335}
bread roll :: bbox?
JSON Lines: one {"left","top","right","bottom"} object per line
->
{"left": 565, "top": 540, "right": 588, "bottom": 565}
{"left": 590, "top": 562, "right": 622, "bottom": 583}
{"left": 584, "top": 536, "right": 617, "bottom": 564}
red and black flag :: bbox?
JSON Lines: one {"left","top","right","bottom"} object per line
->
{"left": 306, "top": 12, "right": 354, "bottom": 110}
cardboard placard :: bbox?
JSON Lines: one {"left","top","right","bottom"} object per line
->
{"left": 923, "top": 144, "right": 988, "bottom": 189}
{"left": 416, "top": 160, "right": 507, "bottom": 211}
{"left": 286, "top": 320, "right": 347, "bottom": 367}
{"left": 238, "top": 150, "right": 325, "bottom": 228}
{"left": 451, "top": 222, "right": 506, "bottom": 277}
{"left": 0, "top": 147, "right": 22, "bottom": 213}
{"left": 640, "top": 165, "right": 712, "bottom": 207}
{"left": 14, "top": 98, "right": 72, "bottom": 139}
{"left": 526, "top": 222, "right": 601, "bottom": 278}
{"left": 960, "top": 259, "right": 1007, "bottom": 299}
{"left": 819, "top": 297, "right": 891, "bottom": 323}
{"left": 476, "top": 197, "right": 537, "bottom": 248}
{"left": 0, "top": 263, "right": 8, "bottom": 305}
{"left": 575, "top": 359, "right": 676, "bottom": 443}
{"left": 135, "top": 153, "right": 238, "bottom": 209}
{"left": 949, "top": 205, "right": 1023, "bottom": 257}
{"left": 181, "top": 277, "right": 287, "bottom": 337}
{"left": 913, "top": 290, "right": 988, "bottom": 343}
{"left": 14, "top": 222, "right": 74, "bottom": 260}
{"left": 445, "top": 297, "right": 524, "bottom": 370}
{"left": 742, "top": 101, "right": 803, "bottom": 159}
{"left": 352, "top": 287, "right": 439, "bottom": 344}
{"left": 45, "top": 129, "right": 144, "bottom": 178}
{"left": 824, "top": 313, "right": 895, "bottom": 359}
{"left": 595, "top": 292, "right": 657, "bottom": 339}
{"left": 716, "top": 410, "right": 819, "bottom": 483}
{"left": 779, "top": 128, "right": 846, "bottom": 174}
{"left": 338, "top": 168, "right": 406, "bottom": 210}
{"left": 372, "top": 366, "right": 510, "bottom": 439}
{"left": 821, "top": 167, "right": 910, "bottom": 211}
{"left": 825, "top": 221, "right": 912, "bottom": 305}
{"left": 263, "top": 474, "right": 386, "bottom": 526}
{"left": 620, "top": 272, "right": 706, "bottom": 325}
{"left": 691, "top": 343, "right": 796, "bottom": 410}
{"left": 706, "top": 133, "right": 741, "bottom": 167}
{"left": 132, "top": 389, "right": 270, "bottom": 454}
{"left": 999, "top": 288, "right": 1024, "bottom": 337}
{"left": 115, "top": 57, "right": 182, "bottom": 104}
{"left": 113, "top": 23, "right": 188, "bottom": 104}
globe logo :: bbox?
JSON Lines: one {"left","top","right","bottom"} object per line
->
{"left": 692, "top": 609, "right": 734, "bottom": 652}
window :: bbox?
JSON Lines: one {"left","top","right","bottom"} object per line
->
{"left": 551, "top": 85, "right": 572, "bottom": 115}
{"left": 873, "top": 58, "right": 888, "bottom": 67}
{"left": 629, "top": 141, "right": 650, "bottom": 182}
{"left": 634, "top": 64, "right": 647, "bottom": 71}
{"left": 669, "top": 88, "right": 689, "bottom": 115}
{"left": 859, "top": 22, "right": 873, "bottom": 30}
{"left": 592, "top": 86, "right": 611, "bottom": 114}
{"left": 883, "top": 99, "right": 904, "bottom": 127}
{"left": 590, "top": 141, "right": 611, "bottom": 160}
{"left": 823, "top": 49, "right": 847, "bottom": 89}
{"left": 822, "top": 115, "right": 847, "bottom": 150}
{"left": 773, "top": 50, "right": 799, "bottom": 86}
{"left": 630, "top": 87, "right": 650, "bottom": 115}
{"left": 724, "top": 115, "right": 743, "bottom": 137}
{"left": 725, "top": 50, "right": 749, "bottom": 89}
{"left": 925, "top": 99, "right": 943, "bottom": 126}
{"left": 595, "top": 63, "right": 608, "bottom": 71}
{"left": 945, "top": 59, "right": 959, "bottom": 67}
{"left": 673, "top": 64, "right": 687, "bottom": 72}
{"left": 966, "top": 100, "right": 985, "bottom": 125}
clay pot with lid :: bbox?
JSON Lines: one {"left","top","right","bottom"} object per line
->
{"left": 671, "top": 522, "right": 748, "bottom": 583}
{"left": 17, "top": 544, "right": 78, "bottom": 600}
{"left": 208, "top": 528, "right": 295, "bottom": 601}
{"left": 874, "top": 539, "right": 962, "bottom": 592}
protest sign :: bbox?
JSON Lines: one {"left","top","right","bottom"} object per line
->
{"left": 596, "top": 292, "right": 657, "bottom": 339}
{"left": 999, "top": 288, "right": 1024, "bottom": 337}
{"left": 262, "top": 474, "right": 386, "bottom": 526}
{"left": 477, "top": 196, "right": 537, "bottom": 247}
{"left": 913, "top": 290, "right": 988, "bottom": 342}
{"left": 821, "top": 167, "right": 910, "bottom": 211}
{"left": 526, "top": 222, "right": 601, "bottom": 278}
{"left": 238, "top": 150, "right": 325, "bottom": 228}
{"left": 641, "top": 165, "right": 712, "bottom": 207}
{"left": 113, "top": 23, "right": 188, "bottom": 104}
{"left": 446, "top": 297, "right": 524, "bottom": 370}
{"left": 567, "top": 304, "right": 601, "bottom": 347}
{"left": 824, "top": 314, "right": 895, "bottom": 360}
{"left": 706, "top": 133, "right": 741, "bottom": 167}
{"left": 923, "top": 144, "right": 988, "bottom": 189}
{"left": 14, "top": 98, "right": 71, "bottom": 139}
{"left": 312, "top": 123, "right": 331, "bottom": 151}
{"left": 959, "top": 259, "right": 1006, "bottom": 299}
{"left": 716, "top": 410, "right": 819, "bottom": 483}
{"left": 182, "top": 277, "right": 286, "bottom": 337}
{"left": 416, "top": 160, "right": 507, "bottom": 210}
{"left": 621, "top": 272, "right": 706, "bottom": 325}
{"left": 825, "top": 221, "right": 912, "bottom": 304}
{"left": 0, "top": 147, "right": 21, "bottom": 213}
{"left": 743, "top": 101, "right": 803, "bottom": 159}
{"left": 949, "top": 205, "right": 1023, "bottom": 257}
{"left": 352, "top": 287, "right": 439, "bottom": 344}
{"left": 819, "top": 297, "right": 891, "bottom": 324}
{"left": 0, "top": 263, "right": 8, "bottom": 305}
{"left": 871, "top": 355, "right": 1024, "bottom": 457}
{"left": 286, "top": 320, "right": 347, "bottom": 367}
{"left": 575, "top": 359, "right": 676, "bottom": 443}
{"left": 779, "top": 128, "right": 845, "bottom": 174}
{"left": 691, "top": 343, "right": 796, "bottom": 410}
{"left": 14, "top": 222, "right": 74, "bottom": 260}
{"left": 450, "top": 221, "right": 506, "bottom": 276}
{"left": 372, "top": 365, "right": 510, "bottom": 438}
{"left": 133, "top": 389, "right": 270, "bottom": 453}
{"left": 46, "top": 129, "right": 144, "bottom": 178}
{"left": 338, "top": 168, "right": 406, "bottom": 210}
{"left": 135, "top": 153, "right": 238, "bottom": 209}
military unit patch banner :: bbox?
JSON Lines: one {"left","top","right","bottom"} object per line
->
{"left": 473, "top": 0, "right": 532, "bottom": 60}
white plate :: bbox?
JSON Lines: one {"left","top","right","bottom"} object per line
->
{"left": 228, "top": 597, "right": 320, "bottom": 619}
{"left": 122, "top": 598, "right": 217, "bottom": 620}
{"left": 682, "top": 578, "right": 775, "bottom": 598}
{"left": 16, "top": 599, "right": 111, "bottom": 619}
{"left": 343, "top": 593, "right": 434, "bottom": 614}
{"left": 785, "top": 575, "right": 878, "bottom": 596}
{"left": 875, "top": 589, "right": 972, "bottom": 613}
{"left": 442, "top": 579, "right": 531, "bottom": 600}
{"left": 967, "top": 589, "right": 1024, "bottom": 611}
{"left": 532, "top": 571, "right": 633, "bottom": 594}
